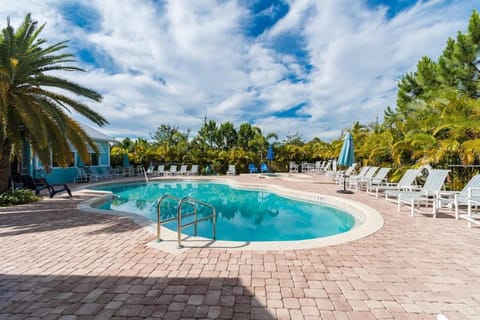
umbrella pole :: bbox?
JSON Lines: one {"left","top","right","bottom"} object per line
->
{"left": 337, "top": 172, "right": 354, "bottom": 194}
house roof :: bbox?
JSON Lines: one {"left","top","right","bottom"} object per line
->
{"left": 80, "top": 123, "right": 115, "bottom": 142}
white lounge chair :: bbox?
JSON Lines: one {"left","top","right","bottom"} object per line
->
{"left": 166, "top": 165, "right": 178, "bottom": 175}
{"left": 437, "top": 174, "right": 480, "bottom": 219}
{"left": 154, "top": 164, "right": 165, "bottom": 176}
{"left": 145, "top": 165, "right": 155, "bottom": 176}
{"left": 334, "top": 163, "right": 357, "bottom": 184}
{"left": 367, "top": 169, "right": 421, "bottom": 199}
{"left": 74, "top": 167, "right": 88, "bottom": 183}
{"left": 347, "top": 166, "right": 369, "bottom": 179}
{"left": 358, "top": 167, "right": 391, "bottom": 191}
{"left": 314, "top": 161, "right": 326, "bottom": 174}
{"left": 465, "top": 188, "right": 480, "bottom": 227}
{"left": 289, "top": 162, "right": 299, "bottom": 173}
{"left": 85, "top": 167, "right": 103, "bottom": 182}
{"left": 396, "top": 169, "right": 450, "bottom": 217}
{"left": 349, "top": 167, "right": 379, "bottom": 191}
{"left": 97, "top": 167, "right": 113, "bottom": 180}
{"left": 109, "top": 166, "right": 123, "bottom": 179}
{"left": 178, "top": 165, "right": 188, "bottom": 175}
{"left": 320, "top": 160, "right": 332, "bottom": 175}
{"left": 325, "top": 159, "right": 337, "bottom": 178}
{"left": 226, "top": 165, "right": 236, "bottom": 176}
{"left": 187, "top": 165, "right": 199, "bottom": 176}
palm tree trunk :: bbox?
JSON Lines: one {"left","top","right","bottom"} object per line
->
{"left": 0, "top": 141, "right": 12, "bottom": 194}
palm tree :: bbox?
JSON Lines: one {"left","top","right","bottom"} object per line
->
{"left": 0, "top": 14, "right": 107, "bottom": 193}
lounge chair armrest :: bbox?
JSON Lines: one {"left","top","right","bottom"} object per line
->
{"left": 438, "top": 190, "right": 459, "bottom": 196}
{"left": 437, "top": 191, "right": 459, "bottom": 202}
{"left": 383, "top": 182, "right": 398, "bottom": 187}
{"left": 423, "top": 191, "right": 438, "bottom": 197}
{"left": 468, "top": 187, "right": 480, "bottom": 197}
{"left": 408, "top": 185, "right": 422, "bottom": 191}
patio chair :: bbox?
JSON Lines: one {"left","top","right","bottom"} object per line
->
{"left": 260, "top": 163, "right": 269, "bottom": 173}
{"left": 437, "top": 174, "right": 480, "bottom": 219}
{"left": 396, "top": 169, "right": 450, "bottom": 217}
{"left": 325, "top": 160, "right": 338, "bottom": 178}
{"left": 366, "top": 169, "right": 421, "bottom": 199}
{"left": 21, "top": 175, "right": 72, "bottom": 198}
{"left": 226, "top": 165, "right": 236, "bottom": 175}
{"left": 109, "top": 166, "right": 123, "bottom": 179}
{"left": 334, "top": 163, "right": 357, "bottom": 184}
{"left": 187, "top": 165, "right": 198, "bottom": 175}
{"left": 465, "top": 188, "right": 480, "bottom": 227}
{"left": 97, "top": 167, "right": 113, "bottom": 179}
{"left": 320, "top": 160, "right": 332, "bottom": 175}
{"left": 154, "top": 164, "right": 165, "bottom": 176}
{"left": 74, "top": 167, "right": 89, "bottom": 183}
{"left": 348, "top": 167, "right": 378, "bottom": 191}
{"left": 178, "top": 165, "right": 188, "bottom": 175}
{"left": 314, "top": 161, "right": 323, "bottom": 174}
{"left": 145, "top": 165, "right": 155, "bottom": 176}
{"left": 358, "top": 167, "right": 391, "bottom": 191}
{"left": 249, "top": 163, "right": 258, "bottom": 174}
{"left": 346, "top": 166, "right": 370, "bottom": 185}
{"left": 166, "top": 165, "right": 178, "bottom": 175}
{"left": 84, "top": 167, "right": 103, "bottom": 182}
{"left": 287, "top": 161, "right": 297, "bottom": 173}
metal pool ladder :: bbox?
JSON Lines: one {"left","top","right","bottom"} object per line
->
{"left": 156, "top": 194, "right": 217, "bottom": 248}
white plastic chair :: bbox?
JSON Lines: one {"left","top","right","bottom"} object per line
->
{"left": 154, "top": 165, "right": 165, "bottom": 176}
{"left": 349, "top": 167, "right": 378, "bottom": 191}
{"left": 187, "top": 165, "right": 199, "bottom": 176}
{"left": 396, "top": 169, "right": 450, "bottom": 217}
{"left": 226, "top": 165, "right": 236, "bottom": 176}
{"left": 358, "top": 167, "right": 391, "bottom": 191}
{"left": 437, "top": 174, "right": 480, "bottom": 219}
{"left": 367, "top": 169, "right": 421, "bottom": 199}
{"left": 166, "top": 165, "right": 178, "bottom": 175}
{"left": 178, "top": 165, "right": 188, "bottom": 175}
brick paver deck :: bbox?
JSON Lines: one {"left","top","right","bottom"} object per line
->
{"left": 1, "top": 174, "right": 480, "bottom": 320}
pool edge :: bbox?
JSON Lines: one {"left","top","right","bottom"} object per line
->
{"left": 77, "top": 177, "right": 384, "bottom": 253}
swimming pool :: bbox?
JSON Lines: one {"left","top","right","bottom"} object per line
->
{"left": 92, "top": 180, "right": 356, "bottom": 242}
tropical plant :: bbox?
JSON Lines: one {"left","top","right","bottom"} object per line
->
{"left": 0, "top": 188, "right": 40, "bottom": 206}
{"left": 0, "top": 14, "right": 106, "bottom": 193}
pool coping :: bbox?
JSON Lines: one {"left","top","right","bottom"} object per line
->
{"left": 76, "top": 177, "right": 384, "bottom": 253}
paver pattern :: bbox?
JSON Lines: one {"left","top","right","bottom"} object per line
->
{"left": 1, "top": 175, "right": 480, "bottom": 320}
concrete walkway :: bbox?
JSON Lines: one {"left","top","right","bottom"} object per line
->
{"left": 1, "top": 174, "right": 479, "bottom": 319}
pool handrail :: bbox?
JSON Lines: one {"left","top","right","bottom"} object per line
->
{"left": 157, "top": 194, "right": 181, "bottom": 241}
{"left": 177, "top": 196, "right": 216, "bottom": 248}
{"left": 157, "top": 194, "right": 217, "bottom": 248}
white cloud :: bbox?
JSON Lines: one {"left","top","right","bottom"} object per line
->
{"left": 1, "top": 0, "right": 477, "bottom": 142}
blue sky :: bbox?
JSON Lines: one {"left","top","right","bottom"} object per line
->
{"left": 1, "top": 0, "right": 477, "bottom": 141}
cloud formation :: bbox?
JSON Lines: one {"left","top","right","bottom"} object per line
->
{"left": 1, "top": 0, "right": 477, "bottom": 141}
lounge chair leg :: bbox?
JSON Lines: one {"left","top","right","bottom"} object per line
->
{"left": 410, "top": 199, "right": 415, "bottom": 217}
{"left": 65, "top": 185, "right": 72, "bottom": 198}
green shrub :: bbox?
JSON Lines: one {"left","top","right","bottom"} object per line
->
{"left": 0, "top": 189, "right": 41, "bottom": 206}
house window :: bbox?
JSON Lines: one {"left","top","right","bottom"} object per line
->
{"left": 52, "top": 152, "right": 75, "bottom": 168}
{"left": 90, "top": 152, "right": 99, "bottom": 166}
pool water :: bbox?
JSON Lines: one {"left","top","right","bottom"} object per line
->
{"left": 94, "top": 181, "right": 355, "bottom": 241}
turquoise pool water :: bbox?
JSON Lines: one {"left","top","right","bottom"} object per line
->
{"left": 93, "top": 181, "right": 355, "bottom": 241}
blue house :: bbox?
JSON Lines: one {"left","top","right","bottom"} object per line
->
{"left": 22, "top": 124, "right": 115, "bottom": 184}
